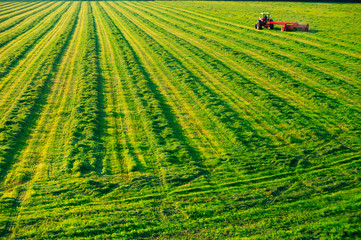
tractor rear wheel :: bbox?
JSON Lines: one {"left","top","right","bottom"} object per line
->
{"left": 257, "top": 20, "right": 262, "bottom": 30}
{"left": 269, "top": 19, "right": 274, "bottom": 29}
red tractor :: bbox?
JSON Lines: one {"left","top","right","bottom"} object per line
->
{"left": 255, "top": 12, "right": 309, "bottom": 32}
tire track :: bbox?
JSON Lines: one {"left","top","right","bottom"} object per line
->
{"left": 13, "top": 154, "right": 358, "bottom": 239}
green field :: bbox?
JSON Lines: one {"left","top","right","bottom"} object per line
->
{"left": 0, "top": 1, "right": 360, "bottom": 239}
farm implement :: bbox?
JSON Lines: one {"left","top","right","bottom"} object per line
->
{"left": 255, "top": 12, "right": 309, "bottom": 32}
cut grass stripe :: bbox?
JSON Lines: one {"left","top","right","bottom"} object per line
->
{"left": 65, "top": 2, "right": 104, "bottom": 175}
{"left": 0, "top": 2, "right": 80, "bottom": 184}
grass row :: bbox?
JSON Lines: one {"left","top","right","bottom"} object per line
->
{"left": 0, "top": 1, "right": 63, "bottom": 48}
{"left": 0, "top": 2, "right": 67, "bottom": 79}
{"left": 0, "top": 1, "right": 36, "bottom": 22}
{"left": 160, "top": 1, "right": 361, "bottom": 54}
{"left": 0, "top": 2, "right": 71, "bottom": 124}
{"left": 65, "top": 2, "right": 103, "bottom": 175}
{"left": 0, "top": 2, "right": 80, "bottom": 184}
{"left": 147, "top": 2, "right": 360, "bottom": 99}
{"left": 0, "top": 2, "right": 81, "bottom": 237}
{"left": 110, "top": 2, "right": 263, "bottom": 153}
{"left": 0, "top": 2, "right": 359, "bottom": 239}
{"left": 0, "top": 1, "right": 51, "bottom": 33}
{"left": 125, "top": 2, "right": 361, "bottom": 159}
{"left": 93, "top": 2, "right": 139, "bottom": 177}
{"left": 95, "top": 2, "right": 207, "bottom": 187}
{"left": 111, "top": 2, "right": 323, "bottom": 178}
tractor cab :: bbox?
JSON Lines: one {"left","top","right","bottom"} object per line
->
{"left": 255, "top": 12, "right": 273, "bottom": 30}
{"left": 259, "top": 12, "right": 271, "bottom": 23}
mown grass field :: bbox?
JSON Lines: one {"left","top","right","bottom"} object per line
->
{"left": 0, "top": 1, "right": 360, "bottom": 239}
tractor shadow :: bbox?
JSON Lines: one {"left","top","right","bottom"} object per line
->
{"left": 268, "top": 27, "right": 319, "bottom": 33}
{"left": 307, "top": 29, "right": 321, "bottom": 33}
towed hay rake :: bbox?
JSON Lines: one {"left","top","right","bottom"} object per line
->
{"left": 255, "top": 12, "right": 309, "bottom": 32}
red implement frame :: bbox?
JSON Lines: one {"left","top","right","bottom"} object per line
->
{"left": 266, "top": 21, "right": 309, "bottom": 32}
